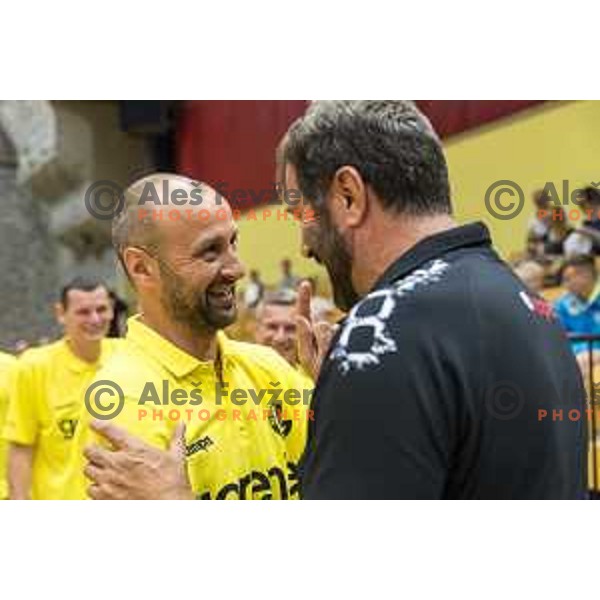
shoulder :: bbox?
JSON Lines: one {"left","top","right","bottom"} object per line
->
{"left": 0, "top": 352, "right": 16, "bottom": 369}
{"left": 17, "top": 340, "right": 64, "bottom": 370}
{"left": 93, "top": 342, "right": 162, "bottom": 400}
{"left": 224, "top": 337, "right": 306, "bottom": 384}
{"left": 101, "top": 338, "right": 125, "bottom": 357}
{"left": 554, "top": 292, "right": 579, "bottom": 315}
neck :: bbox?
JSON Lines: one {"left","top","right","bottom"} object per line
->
{"left": 140, "top": 309, "right": 218, "bottom": 361}
{"left": 66, "top": 337, "right": 102, "bottom": 364}
{"left": 353, "top": 212, "right": 458, "bottom": 296}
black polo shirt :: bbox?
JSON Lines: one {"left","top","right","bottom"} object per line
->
{"left": 300, "top": 222, "right": 586, "bottom": 499}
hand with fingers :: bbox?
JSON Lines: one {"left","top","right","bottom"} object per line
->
{"left": 84, "top": 420, "right": 194, "bottom": 500}
{"left": 296, "top": 280, "right": 337, "bottom": 381}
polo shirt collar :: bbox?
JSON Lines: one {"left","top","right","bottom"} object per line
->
{"left": 60, "top": 338, "right": 108, "bottom": 374}
{"left": 126, "top": 316, "right": 230, "bottom": 379}
{"left": 373, "top": 221, "right": 492, "bottom": 290}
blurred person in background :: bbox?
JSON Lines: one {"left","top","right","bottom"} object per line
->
{"left": 526, "top": 189, "right": 551, "bottom": 256}
{"left": 2, "top": 277, "right": 118, "bottom": 499}
{"left": 243, "top": 269, "right": 265, "bottom": 309}
{"left": 565, "top": 187, "right": 600, "bottom": 257}
{"left": 542, "top": 207, "right": 573, "bottom": 257}
{"left": 555, "top": 255, "right": 600, "bottom": 375}
{"left": 255, "top": 292, "right": 300, "bottom": 366}
{"left": 528, "top": 205, "right": 573, "bottom": 260}
{"left": 278, "top": 258, "right": 300, "bottom": 292}
{"left": 254, "top": 291, "right": 314, "bottom": 384}
{"left": 0, "top": 351, "right": 17, "bottom": 499}
{"left": 513, "top": 260, "right": 546, "bottom": 294}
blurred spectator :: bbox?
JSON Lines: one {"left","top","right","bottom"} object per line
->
{"left": 543, "top": 208, "right": 573, "bottom": 256}
{"left": 526, "top": 189, "right": 551, "bottom": 256}
{"left": 254, "top": 292, "right": 299, "bottom": 366}
{"left": 243, "top": 269, "right": 265, "bottom": 309}
{"left": 279, "top": 258, "right": 300, "bottom": 292}
{"left": 564, "top": 187, "right": 600, "bottom": 256}
{"left": 513, "top": 260, "right": 545, "bottom": 294}
{"left": 528, "top": 204, "right": 573, "bottom": 259}
{"left": 555, "top": 256, "right": 600, "bottom": 373}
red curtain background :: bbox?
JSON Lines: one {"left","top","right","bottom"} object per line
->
{"left": 177, "top": 100, "right": 544, "bottom": 210}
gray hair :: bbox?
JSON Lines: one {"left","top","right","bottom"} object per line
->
{"left": 284, "top": 101, "right": 451, "bottom": 216}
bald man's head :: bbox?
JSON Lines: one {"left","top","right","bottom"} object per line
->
{"left": 112, "top": 172, "right": 244, "bottom": 333}
{"left": 113, "top": 172, "right": 225, "bottom": 278}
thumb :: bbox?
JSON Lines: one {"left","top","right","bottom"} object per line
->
{"left": 168, "top": 421, "right": 187, "bottom": 461}
{"left": 296, "top": 315, "right": 317, "bottom": 377}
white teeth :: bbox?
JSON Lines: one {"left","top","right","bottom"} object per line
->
{"left": 209, "top": 289, "right": 234, "bottom": 302}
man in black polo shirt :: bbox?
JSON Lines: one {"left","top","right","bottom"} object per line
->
{"left": 284, "top": 100, "right": 586, "bottom": 499}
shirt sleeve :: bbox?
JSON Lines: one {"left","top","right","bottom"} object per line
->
{"left": 3, "top": 359, "right": 41, "bottom": 446}
{"left": 301, "top": 313, "right": 456, "bottom": 499}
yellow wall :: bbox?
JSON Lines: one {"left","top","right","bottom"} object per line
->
{"left": 237, "top": 207, "right": 329, "bottom": 292}
{"left": 238, "top": 101, "right": 600, "bottom": 288}
{"left": 446, "top": 100, "right": 600, "bottom": 258}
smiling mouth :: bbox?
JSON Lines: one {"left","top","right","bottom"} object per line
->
{"left": 207, "top": 287, "right": 235, "bottom": 308}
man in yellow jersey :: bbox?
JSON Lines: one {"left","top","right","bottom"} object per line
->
{"left": 254, "top": 291, "right": 314, "bottom": 459}
{"left": 0, "top": 351, "right": 17, "bottom": 499}
{"left": 255, "top": 292, "right": 304, "bottom": 368}
{"left": 82, "top": 173, "right": 313, "bottom": 499}
{"left": 3, "top": 277, "right": 117, "bottom": 499}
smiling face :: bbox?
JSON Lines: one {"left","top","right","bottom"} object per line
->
{"left": 286, "top": 164, "right": 359, "bottom": 312}
{"left": 122, "top": 178, "right": 246, "bottom": 334}
{"left": 562, "top": 265, "right": 597, "bottom": 301}
{"left": 255, "top": 302, "right": 298, "bottom": 364}
{"left": 156, "top": 204, "right": 245, "bottom": 332}
{"left": 57, "top": 287, "right": 113, "bottom": 344}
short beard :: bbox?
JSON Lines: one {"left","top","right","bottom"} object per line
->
{"left": 317, "top": 209, "right": 360, "bottom": 312}
{"left": 158, "top": 260, "right": 237, "bottom": 333}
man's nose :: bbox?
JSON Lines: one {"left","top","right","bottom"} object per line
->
{"left": 273, "top": 327, "right": 287, "bottom": 343}
{"left": 222, "top": 253, "right": 246, "bottom": 282}
{"left": 90, "top": 311, "right": 103, "bottom": 325}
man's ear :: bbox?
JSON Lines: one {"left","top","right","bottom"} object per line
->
{"left": 54, "top": 302, "right": 66, "bottom": 326}
{"left": 329, "top": 166, "right": 368, "bottom": 228}
{"left": 123, "top": 247, "right": 159, "bottom": 288}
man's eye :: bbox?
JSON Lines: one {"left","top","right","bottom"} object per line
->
{"left": 200, "top": 245, "right": 219, "bottom": 260}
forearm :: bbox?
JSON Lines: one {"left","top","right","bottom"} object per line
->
{"left": 8, "top": 443, "right": 34, "bottom": 499}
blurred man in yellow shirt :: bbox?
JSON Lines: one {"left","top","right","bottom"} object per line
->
{"left": 0, "top": 351, "right": 17, "bottom": 499}
{"left": 254, "top": 291, "right": 314, "bottom": 459}
{"left": 82, "top": 174, "right": 313, "bottom": 499}
{"left": 3, "top": 278, "right": 117, "bottom": 499}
